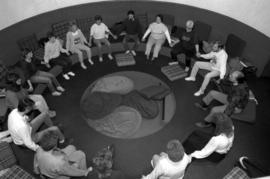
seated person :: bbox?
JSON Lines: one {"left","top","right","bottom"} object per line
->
{"left": 8, "top": 98, "right": 64, "bottom": 151}
{"left": 170, "top": 20, "right": 199, "bottom": 72}
{"left": 44, "top": 32, "right": 75, "bottom": 80}
{"left": 66, "top": 22, "right": 92, "bottom": 69}
{"left": 142, "top": 14, "right": 172, "bottom": 61}
{"left": 185, "top": 41, "right": 228, "bottom": 96}
{"left": 4, "top": 72, "right": 56, "bottom": 117}
{"left": 89, "top": 15, "right": 117, "bottom": 62}
{"left": 142, "top": 139, "right": 191, "bottom": 179}
{"left": 195, "top": 71, "right": 249, "bottom": 127}
{"left": 121, "top": 10, "right": 142, "bottom": 56}
{"left": 34, "top": 131, "right": 93, "bottom": 178}
{"left": 19, "top": 48, "right": 65, "bottom": 96}
{"left": 187, "top": 113, "right": 234, "bottom": 162}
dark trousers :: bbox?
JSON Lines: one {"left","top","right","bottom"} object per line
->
{"left": 122, "top": 34, "right": 140, "bottom": 51}
{"left": 183, "top": 129, "right": 225, "bottom": 163}
{"left": 49, "top": 53, "right": 72, "bottom": 74}
{"left": 170, "top": 42, "right": 195, "bottom": 67}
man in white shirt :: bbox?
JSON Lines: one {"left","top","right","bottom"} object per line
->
{"left": 8, "top": 98, "right": 65, "bottom": 151}
{"left": 185, "top": 41, "right": 228, "bottom": 96}
{"left": 142, "top": 139, "right": 191, "bottom": 179}
{"left": 89, "top": 15, "right": 117, "bottom": 62}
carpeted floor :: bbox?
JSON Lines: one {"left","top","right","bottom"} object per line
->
{"left": 12, "top": 52, "right": 270, "bottom": 179}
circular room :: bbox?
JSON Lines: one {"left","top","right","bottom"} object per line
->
{"left": 0, "top": 0, "right": 270, "bottom": 179}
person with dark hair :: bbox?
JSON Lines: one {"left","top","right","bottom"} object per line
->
{"left": 66, "top": 22, "right": 92, "bottom": 69}
{"left": 7, "top": 98, "right": 64, "bottom": 151}
{"left": 4, "top": 72, "right": 56, "bottom": 117}
{"left": 185, "top": 41, "right": 228, "bottom": 96}
{"left": 142, "top": 14, "right": 172, "bottom": 61}
{"left": 142, "top": 139, "right": 191, "bottom": 179}
{"left": 34, "top": 131, "right": 93, "bottom": 178}
{"left": 89, "top": 15, "right": 117, "bottom": 62}
{"left": 187, "top": 113, "right": 234, "bottom": 161}
{"left": 195, "top": 71, "right": 249, "bottom": 127}
{"left": 121, "top": 10, "right": 141, "bottom": 56}
{"left": 170, "top": 20, "right": 199, "bottom": 72}
{"left": 44, "top": 32, "right": 75, "bottom": 80}
{"left": 19, "top": 48, "right": 65, "bottom": 96}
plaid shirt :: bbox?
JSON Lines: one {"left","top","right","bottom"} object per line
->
{"left": 225, "top": 83, "right": 249, "bottom": 116}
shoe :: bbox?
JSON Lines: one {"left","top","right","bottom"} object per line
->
{"left": 195, "top": 122, "right": 212, "bottom": 128}
{"left": 185, "top": 77, "right": 196, "bottom": 81}
{"left": 99, "top": 57, "right": 103, "bottom": 62}
{"left": 68, "top": 71, "right": 75, "bottom": 76}
{"left": 81, "top": 63, "right": 87, "bottom": 69}
{"left": 131, "top": 50, "right": 136, "bottom": 56}
{"left": 194, "top": 90, "right": 204, "bottom": 96}
{"left": 194, "top": 102, "right": 208, "bottom": 111}
{"left": 88, "top": 59, "right": 94, "bottom": 65}
{"left": 125, "top": 50, "right": 130, "bottom": 54}
{"left": 56, "top": 86, "right": 65, "bottom": 92}
{"left": 52, "top": 91, "right": 62, "bottom": 96}
{"left": 63, "top": 74, "right": 70, "bottom": 80}
{"left": 185, "top": 67, "right": 190, "bottom": 72}
{"left": 108, "top": 54, "right": 113, "bottom": 60}
{"left": 48, "top": 110, "right": 56, "bottom": 118}
{"left": 151, "top": 57, "right": 156, "bottom": 61}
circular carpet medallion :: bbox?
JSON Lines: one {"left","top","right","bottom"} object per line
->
{"left": 80, "top": 71, "right": 176, "bottom": 139}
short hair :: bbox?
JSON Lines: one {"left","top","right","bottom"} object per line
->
{"left": 235, "top": 71, "right": 246, "bottom": 84}
{"left": 213, "top": 41, "right": 225, "bottom": 49}
{"left": 186, "top": 20, "right": 194, "bottom": 28}
{"left": 156, "top": 14, "right": 164, "bottom": 22}
{"left": 211, "top": 113, "right": 234, "bottom": 137}
{"left": 47, "top": 31, "right": 56, "bottom": 39}
{"left": 39, "top": 131, "right": 59, "bottom": 151}
{"left": 5, "top": 72, "right": 20, "bottom": 85}
{"left": 94, "top": 15, "right": 103, "bottom": 21}
{"left": 17, "top": 97, "right": 35, "bottom": 112}
{"left": 127, "top": 10, "right": 135, "bottom": 15}
{"left": 166, "top": 139, "right": 185, "bottom": 162}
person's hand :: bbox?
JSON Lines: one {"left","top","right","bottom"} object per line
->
{"left": 89, "top": 42, "right": 92, "bottom": 47}
{"left": 45, "top": 63, "right": 51, "bottom": 68}
{"left": 169, "top": 42, "right": 173, "bottom": 47}
{"left": 84, "top": 167, "right": 93, "bottom": 176}
{"left": 141, "top": 37, "right": 145, "bottom": 42}
{"left": 65, "top": 51, "right": 70, "bottom": 56}
{"left": 28, "top": 86, "right": 33, "bottom": 92}
{"left": 113, "top": 35, "right": 118, "bottom": 40}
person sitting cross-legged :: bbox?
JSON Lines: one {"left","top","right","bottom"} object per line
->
{"left": 8, "top": 98, "right": 65, "bottom": 151}
{"left": 44, "top": 32, "right": 75, "bottom": 80}
{"left": 185, "top": 41, "right": 228, "bottom": 96}
{"left": 195, "top": 71, "right": 249, "bottom": 128}
{"left": 34, "top": 131, "right": 93, "bottom": 179}
{"left": 141, "top": 139, "right": 191, "bottom": 179}
{"left": 185, "top": 113, "right": 234, "bottom": 162}
{"left": 89, "top": 15, "right": 117, "bottom": 62}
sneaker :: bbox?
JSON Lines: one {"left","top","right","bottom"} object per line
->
{"left": 131, "top": 50, "right": 136, "bottom": 56}
{"left": 125, "top": 50, "right": 130, "bottom": 54}
{"left": 88, "top": 59, "right": 94, "bottom": 65}
{"left": 194, "top": 90, "right": 204, "bottom": 96}
{"left": 52, "top": 91, "right": 62, "bottom": 96}
{"left": 195, "top": 122, "right": 212, "bottom": 128}
{"left": 185, "top": 77, "right": 196, "bottom": 81}
{"left": 185, "top": 67, "right": 190, "bottom": 72}
{"left": 48, "top": 110, "right": 56, "bottom": 118}
{"left": 56, "top": 86, "right": 65, "bottom": 92}
{"left": 194, "top": 102, "right": 208, "bottom": 111}
{"left": 81, "top": 63, "right": 87, "bottom": 69}
{"left": 63, "top": 74, "right": 70, "bottom": 80}
{"left": 68, "top": 71, "right": 75, "bottom": 76}
{"left": 99, "top": 57, "right": 103, "bottom": 62}
{"left": 108, "top": 54, "right": 113, "bottom": 60}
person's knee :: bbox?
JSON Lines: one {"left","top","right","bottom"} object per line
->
{"left": 205, "top": 73, "right": 213, "bottom": 79}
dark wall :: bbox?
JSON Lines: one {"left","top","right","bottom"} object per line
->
{"left": 0, "top": 1, "right": 269, "bottom": 76}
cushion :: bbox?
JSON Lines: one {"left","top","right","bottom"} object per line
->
{"left": 140, "top": 85, "right": 171, "bottom": 100}
{"left": 161, "top": 64, "right": 188, "bottom": 81}
{"left": 202, "top": 41, "right": 214, "bottom": 54}
{"left": 115, "top": 53, "right": 136, "bottom": 67}
{"left": 1, "top": 165, "right": 35, "bottom": 179}
{"left": 225, "top": 34, "right": 246, "bottom": 58}
{"left": 223, "top": 166, "right": 250, "bottom": 179}
{"left": 0, "top": 142, "right": 17, "bottom": 170}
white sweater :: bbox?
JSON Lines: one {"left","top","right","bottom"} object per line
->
{"left": 44, "top": 39, "right": 68, "bottom": 63}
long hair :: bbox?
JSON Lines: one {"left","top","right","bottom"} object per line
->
{"left": 212, "top": 113, "right": 234, "bottom": 138}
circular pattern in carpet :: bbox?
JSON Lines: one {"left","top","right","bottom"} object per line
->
{"left": 80, "top": 71, "right": 176, "bottom": 139}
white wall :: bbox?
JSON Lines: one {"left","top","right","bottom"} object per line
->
{"left": 1, "top": 0, "right": 270, "bottom": 37}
